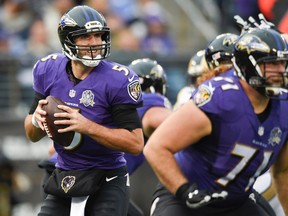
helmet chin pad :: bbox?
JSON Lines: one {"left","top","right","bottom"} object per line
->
{"left": 265, "top": 87, "right": 280, "bottom": 96}
{"left": 80, "top": 55, "right": 101, "bottom": 67}
{"left": 71, "top": 54, "right": 101, "bottom": 67}
{"left": 265, "top": 87, "right": 288, "bottom": 100}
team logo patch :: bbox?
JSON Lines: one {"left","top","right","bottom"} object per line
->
{"left": 268, "top": 127, "right": 282, "bottom": 146}
{"left": 192, "top": 83, "right": 214, "bottom": 107}
{"left": 61, "top": 176, "right": 76, "bottom": 193}
{"left": 80, "top": 90, "right": 95, "bottom": 107}
{"left": 127, "top": 80, "right": 141, "bottom": 101}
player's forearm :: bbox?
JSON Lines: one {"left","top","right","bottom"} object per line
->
{"left": 144, "top": 144, "right": 188, "bottom": 194}
{"left": 24, "top": 115, "right": 46, "bottom": 142}
{"left": 85, "top": 120, "right": 144, "bottom": 155}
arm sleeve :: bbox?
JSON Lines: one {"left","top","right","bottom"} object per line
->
{"left": 28, "top": 91, "right": 46, "bottom": 114}
{"left": 111, "top": 103, "right": 143, "bottom": 131}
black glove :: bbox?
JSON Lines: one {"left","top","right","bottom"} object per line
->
{"left": 176, "top": 183, "right": 228, "bottom": 209}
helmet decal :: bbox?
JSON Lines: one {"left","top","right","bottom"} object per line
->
{"left": 223, "top": 34, "right": 238, "bottom": 46}
{"left": 236, "top": 34, "right": 270, "bottom": 54}
{"left": 59, "top": 15, "right": 77, "bottom": 29}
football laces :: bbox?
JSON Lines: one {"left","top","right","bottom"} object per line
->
{"left": 43, "top": 120, "right": 52, "bottom": 138}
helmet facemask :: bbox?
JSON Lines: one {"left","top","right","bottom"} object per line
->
{"left": 256, "top": 60, "right": 288, "bottom": 99}
{"left": 235, "top": 54, "right": 288, "bottom": 99}
{"left": 64, "top": 29, "right": 110, "bottom": 67}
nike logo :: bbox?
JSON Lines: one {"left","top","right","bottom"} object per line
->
{"left": 106, "top": 175, "right": 118, "bottom": 182}
{"left": 128, "top": 75, "right": 135, "bottom": 82}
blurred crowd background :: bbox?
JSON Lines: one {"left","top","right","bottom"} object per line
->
{"left": 0, "top": 0, "right": 287, "bottom": 215}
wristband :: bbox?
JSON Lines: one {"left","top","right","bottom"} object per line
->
{"left": 32, "top": 113, "right": 40, "bottom": 128}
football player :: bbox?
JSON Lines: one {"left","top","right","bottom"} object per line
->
{"left": 24, "top": 5, "right": 144, "bottom": 216}
{"left": 144, "top": 27, "right": 288, "bottom": 216}
{"left": 175, "top": 30, "right": 279, "bottom": 215}
{"left": 234, "top": 13, "right": 286, "bottom": 216}
{"left": 203, "top": 30, "right": 284, "bottom": 216}
{"left": 37, "top": 58, "right": 172, "bottom": 216}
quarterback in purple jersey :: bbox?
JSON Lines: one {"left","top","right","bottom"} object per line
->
{"left": 37, "top": 58, "right": 172, "bottom": 216}
{"left": 144, "top": 28, "right": 288, "bottom": 216}
{"left": 24, "top": 5, "right": 143, "bottom": 216}
{"left": 32, "top": 54, "right": 143, "bottom": 169}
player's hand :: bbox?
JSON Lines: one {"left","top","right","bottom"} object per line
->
{"left": 54, "top": 104, "right": 89, "bottom": 134}
{"left": 32, "top": 99, "right": 48, "bottom": 130}
{"left": 176, "top": 183, "right": 228, "bottom": 209}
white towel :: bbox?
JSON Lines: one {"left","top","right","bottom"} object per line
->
{"left": 70, "top": 196, "right": 89, "bottom": 216}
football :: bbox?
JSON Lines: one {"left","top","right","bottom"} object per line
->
{"left": 42, "top": 96, "right": 75, "bottom": 147}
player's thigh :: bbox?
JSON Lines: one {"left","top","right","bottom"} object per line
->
{"left": 37, "top": 194, "right": 71, "bottom": 216}
{"left": 251, "top": 190, "right": 276, "bottom": 216}
{"left": 232, "top": 197, "right": 272, "bottom": 216}
{"left": 86, "top": 172, "right": 130, "bottom": 216}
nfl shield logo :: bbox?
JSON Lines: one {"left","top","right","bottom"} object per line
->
{"left": 69, "top": 89, "right": 76, "bottom": 98}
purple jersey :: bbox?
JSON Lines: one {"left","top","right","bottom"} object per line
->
{"left": 222, "top": 68, "right": 235, "bottom": 77}
{"left": 175, "top": 75, "right": 288, "bottom": 205}
{"left": 125, "top": 93, "right": 171, "bottom": 174}
{"left": 33, "top": 53, "right": 142, "bottom": 170}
